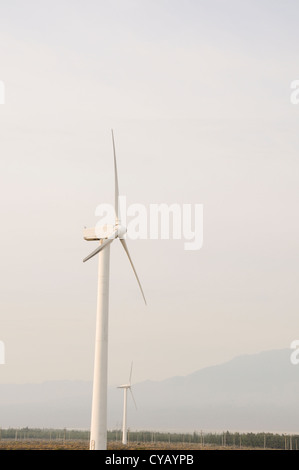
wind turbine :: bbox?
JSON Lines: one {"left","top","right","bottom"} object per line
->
{"left": 83, "top": 130, "right": 146, "bottom": 450}
{"left": 118, "top": 362, "right": 137, "bottom": 445}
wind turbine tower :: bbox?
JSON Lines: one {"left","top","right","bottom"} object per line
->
{"left": 118, "top": 362, "right": 137, "bottom": 445}
{"left": 83, "top": 131, "right": 146, "bottom": 450}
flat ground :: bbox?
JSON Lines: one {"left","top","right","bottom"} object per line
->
{"left": 0, "top": 440, "right": 268, "bottom": 450}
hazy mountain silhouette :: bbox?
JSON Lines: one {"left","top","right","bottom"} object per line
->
{"left": 0, "top": 348, "right": 298, "bottom": 432}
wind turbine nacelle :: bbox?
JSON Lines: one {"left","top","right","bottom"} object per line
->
{"left": 83, "top": 225, "right": 115, "bottom": 241}
{"left": 117, "top": 384, "right": 130, "bottom": 389}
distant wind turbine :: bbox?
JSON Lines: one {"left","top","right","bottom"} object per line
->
{"left": 83, "top": 130, "right": 146, "bottom": 450}
{"left": 118, "top": 362, "right": 137, "bottom": 445}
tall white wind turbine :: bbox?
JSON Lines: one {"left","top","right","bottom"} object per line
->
{"left": 83, "top": 130, "right": 146, "bottom": 450}
{"left": 118, "top": 362, "right": 137, "bottom": 445}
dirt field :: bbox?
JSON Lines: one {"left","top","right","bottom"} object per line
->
{"left": 0, "top": 440, "right": 265, "bottom": 450}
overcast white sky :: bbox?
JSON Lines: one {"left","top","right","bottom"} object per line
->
{"left": 0, "top": 0, "right": 299, "bottom": 387}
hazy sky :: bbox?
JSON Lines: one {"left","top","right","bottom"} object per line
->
{"left": 0, "top": 0, "right": 299, "bottom": 387}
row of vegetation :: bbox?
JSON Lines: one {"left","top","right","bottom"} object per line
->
{"left": 0, "top": 428, "right": 298, "bottom": 450}
{"left": 111, "top": 430, "right": 298, "bottom": 450}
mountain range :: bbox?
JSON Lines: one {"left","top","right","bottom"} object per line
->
{"left": 0, "top": 348, "right": 298, "bottom": 433}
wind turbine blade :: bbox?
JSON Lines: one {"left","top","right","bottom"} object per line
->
{"left": 111, "top": 129, "right": 120, "bottom": 224}
{"left": 129, "top": 362, "right": 133, "bottom": 385}
{"left": 120, "top": 239, "right": 147, "bottom": 305}
{"left": 129, "top": 387, "right": 138, "bottom": 411}
{"left": 83, "top": 237, "right": 115, "bottom": 263}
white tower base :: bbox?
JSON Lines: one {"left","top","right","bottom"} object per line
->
{"left": 122, "top": 387, "right": 128, "bottom": 445}
{"left": 89, "top": 244, "right": 110, "bottom": 450}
